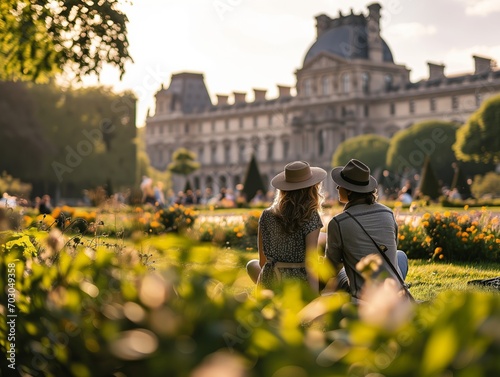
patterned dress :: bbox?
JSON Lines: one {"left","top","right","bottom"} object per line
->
{"left": 258, "top": 208, "right": 323, "bottom": 289}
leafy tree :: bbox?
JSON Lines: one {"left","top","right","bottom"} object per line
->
{"left": 0, "top": 81, "right": 53, "bottom": 178}
{"left": 167, "top": 148, "right": 200, "bottom": 190}
{"left": 332, "top": 134, "right": 390, "bottom": 173}
{"left": 0, "top": 81, "right": 137, "bottom": 198}
{"left": 242, "top": 154, "right": 266, "bottom": 202}
{"left": 417, "top": 156, "right": 441, "bottom": 200}
{"left": 0, "top": 0, "right": 131, "bottom": 81}
{"left": 386, "top": 120, "right": 459, "bottom": 187}
{"left": 450, "top": 162, "right": 472, "bottom": 199}
{"left": 31, "top": 83, "right": 137, "bottom": 196}
{"left": 453, "top": 94, "right": 500, "bottom": 164}
{"left": 471, "top": 172, "right": 500, "bottom": 199}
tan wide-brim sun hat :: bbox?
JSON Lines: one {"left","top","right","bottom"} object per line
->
{"left": 331, "top": 159, "right": 378, "bottom": 193}
{"left": 271, "top": 161, "right": 327, "bottom": 191}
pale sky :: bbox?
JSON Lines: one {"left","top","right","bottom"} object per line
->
{"left": 84, "top": 0, "right": 500, "bottom": 127}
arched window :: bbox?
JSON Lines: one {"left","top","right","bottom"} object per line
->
{"left": 318, "top": 130, "right": 325, "bottom": 156}
{"left": 211, "top": 145, "right": 217, "bottom": 163}
{"left": 361, "top": 72, "right": 370, "bottom": 94}
{"left": 238, "top": 143, "right": 246, "bottom": 163}
{"left": 304, "top": 78, "right": 312, "bottom": 96}
{"left": 219, "top": 175, "right": 227, "bottom": 189}
{"left": 384, "top": 74, "right": 393, "bottom": 90}
{"left": 267, "top": 140, "right": 274, "bottom": 160}
{"left": 282, "top": 139, "right": 289, "bottom": 159}
{"left": 342, "top": 73, "right": 350, "bottom": 93}
{"left": 322, "top": 76, "right": 330, "bottom": 95}
{"left": 206, "top": 176, "right": 213, "bottom": 189}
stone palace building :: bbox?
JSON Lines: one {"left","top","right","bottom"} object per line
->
{"left": 145, "top": 3, "right": 500, "bottom": 195}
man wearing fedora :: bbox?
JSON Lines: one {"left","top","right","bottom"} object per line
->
{"left": 325, "top": 159, "right": 409, "bottom": 298}
{"left": 246, "top": 161, "right": 327, "bottom": 291}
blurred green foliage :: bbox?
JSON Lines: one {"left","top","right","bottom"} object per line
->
{"left": 331, "top": 134, "right": 390, "bottom": 174}
{"left": 0, "top": 82, "right": 137, "bottom": 198}
{"left": 471, "top": 172, "right": 500, "bottom": 199}
{"left": 454, "top": 94, "right": 500, "bottom": 164}
{"left": 2, "top": 226, "right": 500, "bottom": 377}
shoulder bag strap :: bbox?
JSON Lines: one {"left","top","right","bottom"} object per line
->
{"left": 344, "top": 211, "right": 415, "bottom": 303}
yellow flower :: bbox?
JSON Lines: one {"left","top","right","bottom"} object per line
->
{"left": 22, "top": 215, "right": 33, "bottom": 228}
{"left": 464, "top": 205, "right": 469, "bottom": 210}
{"left": 434, "top": 247, "right": 443, "bottom": 256}
{"left": 399, "top": 235, "right": 405, "bottom": 240}
{"left": 51, "top": 208, "right": 61, "bottom": 218}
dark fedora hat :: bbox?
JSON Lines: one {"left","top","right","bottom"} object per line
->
{"left": 331, "top": 159, "right": 377, "bottom": 193}
{"left": 271, "top": 161, "right": 326, "bottom": 191}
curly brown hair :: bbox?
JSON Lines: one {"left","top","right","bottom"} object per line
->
{"left": 270, "top": 183, "right": 324, "bottom": 234}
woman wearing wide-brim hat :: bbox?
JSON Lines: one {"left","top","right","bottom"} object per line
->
{"left": 246, "top": 161, "right": 326, "bottom": 292}
{"left": 325, "top": 159, "right": 410, "bottom": 299}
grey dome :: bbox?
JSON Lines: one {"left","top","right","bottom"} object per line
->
{"left": 303, "top": 20, "right": 394, "bottom": 65}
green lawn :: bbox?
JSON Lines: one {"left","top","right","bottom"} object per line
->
{"left": 407, "top": 260, "right": 500, "bottom": 301}
{"left": 136, "top": 234, "right": 500, "bottom": 302}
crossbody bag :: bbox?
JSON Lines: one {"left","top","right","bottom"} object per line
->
{"left": 345, "top": 211, "right": 416, "bottom": 303}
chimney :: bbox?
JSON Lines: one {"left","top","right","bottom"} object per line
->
{"left": 253, "top": 89, "right": 267, "bottom": 102}
{"left": 277, "top": 85, "right": 291, "bottom": 98}
{"left": 427, "top": 62, "right": 446, "bottom": 80}
{"left": 367, "top": 3, "right": 383, "bottom": 62}
{"left": 216, "top": 94, "right": 229, "bottom": 106}
{"left": 473, "top": 55, "right": 492, "bottom": 74}
{"left": 315, "top": 14, "right": 331, "bottom": 38}
{"left": 233, "top": 91, "right": 246, "bottom": 104}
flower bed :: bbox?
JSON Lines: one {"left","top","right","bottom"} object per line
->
{"left": 399, "top": 209, "right": 500, "bottom": 262}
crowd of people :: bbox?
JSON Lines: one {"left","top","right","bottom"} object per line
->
{"left": 139, "top": 175, "right": 274, "bottom": 209}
